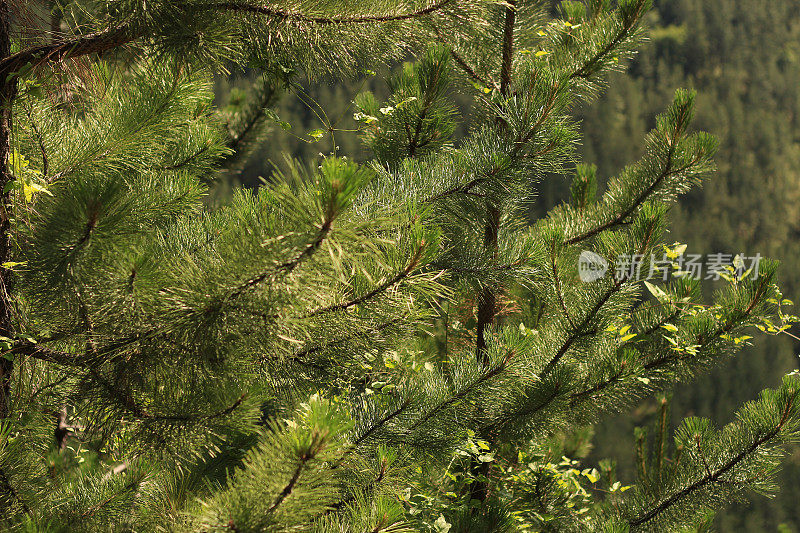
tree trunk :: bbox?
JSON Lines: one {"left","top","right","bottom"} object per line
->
{"left": 0, "top": 0, "right": 17, "bottom": 419}
{"left": 51, "top": 1, "right": 62, "bottom": 44}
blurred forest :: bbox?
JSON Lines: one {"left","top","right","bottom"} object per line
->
{"left": 212, "top": 0, "right": 800, "bottom": 530}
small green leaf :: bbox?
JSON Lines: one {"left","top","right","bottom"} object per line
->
{"left": 644, "top": 280, "right": 669, "bottom": 302}
{"left": 434, "top": 515, "right": 451, "bottom": 533}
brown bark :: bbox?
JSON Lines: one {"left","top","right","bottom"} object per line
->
{"left": 474, "top": 0, "right": 515, "bottom": 366}
{"left": 0, "top": 0, "right": 17, "bottom": 419}
{"left": 50, "top": 0, "right": 62, "bottom": 44}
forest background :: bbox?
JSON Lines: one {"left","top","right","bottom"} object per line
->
{"left": 209, "top": 0, "right": 800, "bottom": 530}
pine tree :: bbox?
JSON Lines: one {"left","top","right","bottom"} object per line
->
{"left": 1, "top": 1, "right": 799, "bottom": 531}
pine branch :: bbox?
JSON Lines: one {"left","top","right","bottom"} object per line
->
{"left": 316, "top": 458, "right": 387, "bottom": 519}
{"left": 642, "top": 277, "right": 769, "bottom": 372}
{"left": 639, "top": 306, "right": 682, "bottom": 337}
{"left": 628, "top": 392, "right": 799, "bottom": 529}
{"left": 6, "top": 342, "right": 87, "bottom": 367}
{"left": 71, "top": 474, "right": 145, "bottom": 524}
{"left": 0, "top": 0, "right": 456, "bottom": 81}
{"left": 208, "top": 0, "right": 454, "bottom": 24}
{"left": 267, "top": 433, "right": 324, "bottom": 514}
{"left": 332, "top": 400, "right": 413, "bottom": 469}
{"left": 227, "top": 215, "right": 334, "bottom": 300}
{"left": 408, "top": 350, "right": 513, "bottom": 431}
{"left": 139, "top": 394, "right": 246, "bottom": 423}
{"left": 408, "top": 62, "right": 444, "bottom": 157}
{"left": 543, "top": 217, "right": 658, "bottom": 375}
{"left": 449, "top": 48, "right": 498, "bottom": 91}
{"left": 0, "top": 467, "right": 30, "bottom": 517}
{"left": 551, "top": 243, "right": 576, "bottom": 331}
{"left": 569, "top": 371, "right": 624, "bottom": 406}
{"left": 483, "top": 380, "right": 563, "bottom": 438}
{"left": 22, "top": 103, "right": 49, "bottom": 178}
{"left": 425, "top": 81, "right": 562, "bottom": 204}
{"left": 304, "top": 243, "right": 424, "bottom": 318}
{"left": 569, "top": 0, "right": 647, "bottom": 80}
{"left": 429, "top": 23, "right": 499, "bottom": 90}
{"left": 567, "top": 276, "right": 773, "bottom": 413}
{"left": 0, "top": 25, "right": 132, "bottom": 82}
{"left": 565, "top": 106, "right": 702, "bottom": 246}
{"left": 158, "top": 144, "right": 213, "bottom": 171}
{"left": 293, "top": 317, "right": 404, "bottom": 359}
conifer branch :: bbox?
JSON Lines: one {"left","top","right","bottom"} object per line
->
{"left": 565, "top": 106, "right": 703, "bottom": 246}
{"left": 22, "top": 103, "right": 48, "bottom": 178}
{"left": 316, "top": 458, "right": 388, "bottom": 519}
{"left": 0, "top": 467, "right": 30, "bottom": 517}
{"left": 639, "top": 306, "right": 682, "bottom": 337}
{"left": 551, "top": 244, "right": 576, "bottom": 330}
{"left": 333, "top": 400, "right": 413, "bottom": 469}
{"left": 431, "top": 21, "right": 499, "bottom": 90}
{"left": 305, "top": 243, "right": 424, "bottom": 318}
{"left": 140, "top": 394, "right": 246, "bottom": 423}
{"left": 569, "top": 371, "right": 624, "bottom": 406}
{"left": 351, "top": 400, "right": 414, "bottom": 451}
{"left": 483, "top": 380, "right": 562, "bottom": 438}
{"left": 220, "top": 80, "right": 281, "bottom": 175}
{"left": 228, "top": 216, "right": 334, "bottom": 300}
{"left": 293, "top": 317, "right": 403, "bottom": 359}
{"left": 408, "top": 63, "right": 444, "bottom": 157}
{"left": 267, "top": 432, "right": 326, "bottom": 514}
{"left": 0, "top": 0, "right": 455, "bottom": 81}
{"left": 628, "top": 392, "right": 798, "bottom": 529}
{"left": 408, "top": 350, "right": 513, "bottom": 431}
{"left": 209, "top": 0, "right": 454, "bottom": 24}
{"left": 643, "top": 279, "right": 769, "bottom": 372}
{"left": 5, "top": 342, "right": 87, "bottom": 367}
{"left": 72, "top": 474, "right": 144, "bottom": 523}
{"left": 426, "top": 81, "right": 561, "bottom": 204}
{"left": 569, "top": 0, "right": 646, "bottom": 80}
{"left": 570, "top": 281, "right": 769, "bottom": 409}
{"left": 159, "top": 144, "right": 212, "bottom": 171}
{"left": 544, "top": 217, "right": 658, "bottom": 375}
{"left": 450, "top": 48, "right": 498, "bottom": 91}
{"left": 0, "top": 25, "right": 132, "bottom": 82}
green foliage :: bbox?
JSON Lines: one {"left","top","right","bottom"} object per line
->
{"left": 355, "top": 45, "right": 457, "bottom": 165}
{"left": 2, "top": 0, "right": 799, "bottom": 532}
